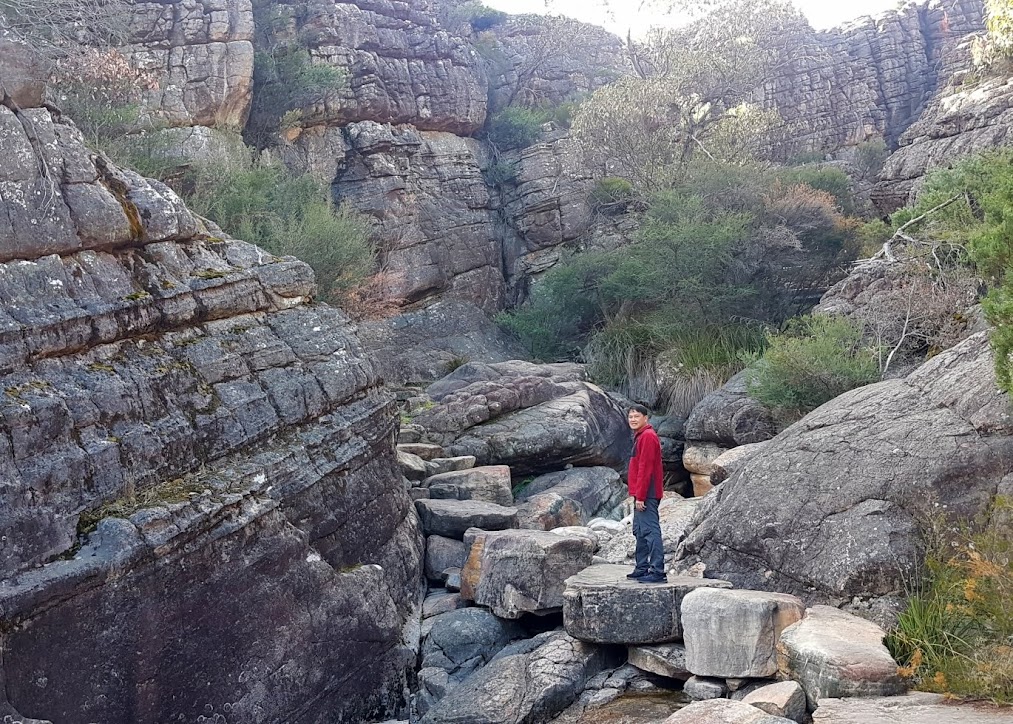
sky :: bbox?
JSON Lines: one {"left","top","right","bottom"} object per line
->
{"left": 485, "top": 0, "right": 900, "bottom": 34}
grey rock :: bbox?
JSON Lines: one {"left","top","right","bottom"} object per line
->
{"left": 597, "top": 495, "right": 701, "bottom": 569}
{"left": 416, "top": 667, "right": 451, "bottom": 718}
{"left": 682, "top": 589, "right": 806, "bottom": 679}
{"left": 683, "top": 676, "right": 729, "bottom": 701}
{"left": 426, "top": 456, "right": 477, "bottom": 477}
{"left": 812, "top": 692, "right": 1013, "bottom": 724}
{"left": 742, "top": 681, "right": 808, "bottom": 723}
{"left": 710, "top": 442, "right": 770, "bottom": 486}
{"left": 425, "top": 465, "right": 514, "bottom": 507}
{"left": 627, "top": 643, "right": 691, "bottom": 681}
{"left": 685, "top": 372, "right": 776, "bottom": 446}
{"left": 420, "top": 632, "right": 617, "bottom": 724}
{"left": 422, "top": 590, "right": 468, "bottom": 619}
{"left": 516, "top": 466, "right": 626, "bottom": 530}
{"left": 777, "top": 606, "right": 905, "bottom": 708}
{"left": 443, "top": 568, "right": 462, "bottom": 592}
{"left": 400, "top": 450, "right": 430, "bottom": 481}
{"left": 459, "top": 528, "right": 596, "bottom": 619}
{"left": 420, "top": 608, "right": 524, "bottom": 682}
{"left": 563, "top": 564, "right": 732, "bottom": 644}
{"left": 425, "top": 536, "right": 468, "bottom": 582}
{"left": 675, "top": 332, "right": 1013, "bottom": 601}
{"left": 0, "top": 38, "right": 46, "bottom": 107}
{"left": 664, "top": 698, "right": 794, "bottom": 723}
{"left": 398, "top": 443, "right": 445, "bottom": 461}
{"left": 415, "top": 499, "right": 519, "bottom": 539}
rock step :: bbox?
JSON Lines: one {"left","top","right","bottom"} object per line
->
{"left": 425, "top": 456, "right": 477, "bottom": 477}
{"left": 424, "top": 465, "right": 512, "bottom": 506}
{"left": 415, "top": 499, "right": 518, "bottom": 539}
{"left": 397, "top": 442, "right": 445, "bottom": 461}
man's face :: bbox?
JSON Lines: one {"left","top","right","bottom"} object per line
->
{"left": 628, "top": 410, "right": 648, "bottom": 432}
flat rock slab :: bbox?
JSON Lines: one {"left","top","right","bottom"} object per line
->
{"left": 813, "top": 693, "right": 1013, "bottom": 723}
{"left": 426, "top": 456, "right": 478, "bottom": 476}
{"left": 562, "top": 564, "right": 732, "bottom": 644}
{"left": 684, "top": 675, "right": 727, "bottom": 700}
{"left": 460, "top": 528, "right": 596, "bottom": 619}
{"left": 398, "top": 443, "right": 445, "bottom": 461}
{"left": 777, "top": 605, "right": 905, "bottom": 707}
{"left": 742, "top": 681, "right": 808, "bottom": 723}
{"left": 425, "top": 465, "right": 513, "bottom": 506}
{"left": 627, "top": 643, "right": 691, "bottom": 680}
{"left": 415, "top": 499, "right": 518, "bottom": 539}
{"left": 399, "top": 449, "right": 429, "bottom": 481}
{"left": 683, "top": 588, "right": 805, "bottom": 678}
{"left": 664, "top": 698, "right": 795, "bottom": 723}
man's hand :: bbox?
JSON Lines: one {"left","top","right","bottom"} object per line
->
{"left": 635, "top": 500, "right": 645, "bottom": 512}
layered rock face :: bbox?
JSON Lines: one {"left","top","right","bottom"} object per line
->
{"left": 0, "top": 98, "right": 421, "bottom": 722}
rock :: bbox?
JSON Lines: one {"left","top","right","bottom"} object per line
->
{"left": 443, "top": 568, "right": 462, "bottom": 592}
{"left": 425, "top": 466, "right": 514, "bottom": 506}
{"left": 777, "top": 606, "right": 905, "bottom": 707}
{"left": 426, "top": 456, "right": 478, "bottom": 477}
{"left": 422, "top": 590, "right": 468, "bottom": 619}
{"left": 398, "top": 443, "right": 445, "bottom": 461}
{"left": 562, "top": 564, "right": 732, "bottom": 644}
{"left": 515, "top": 467, "right": 626, "bottom": 530}
{"left": 420, "top": 608, "right": 524, "bottom": 682}
{"left": 627, "top": 643, "right": 691, "bottom": 680}
{"left": 684, "top": 675, "right": 729, "bottom": 700}
{"left": 460, "top": 528, "right": 596, "bottom": 619}
{"left": 664, "top": 698, "right": 795, "bottom": 723}
{"left": 400, "top": 424, "right": 425, "bottom": 444}
{"left": 731, "top": 681, "right": 777, "bottom": 702}
{"left": 691, "top": 474, "right": 715, "bottom": 498}
{"left": 419, "top": 632, "right": 616, "bottom": 724}
{"left": 675, "top": 333, "right": 1013, "bottom": 601}
{"left": 0, "top": 38, "right": 46, "bottom": 108}
{"left": 416, "top": 667, "right": 451, "bottom": 717}
{"left": 812, "top": 692, "right": 1013, "bottom": 723}
{"left": 597, "top": 495, "right": 701, "bottom": 568}
{"left": 427, "top": 360, "right": 586, "bottom": 402}
{"left": 683, "top": 443, "right": 732, "bottom": 476}
{"left": 415, "top": 499, "right": 519, "bottom": 539}
{"left": 682, "top": 589, "right": 806, "bottom": 678}
{"left": 710, "top": 442, "right": 770, "bottom": 485}
{"left": 685, "top": 372, "right": 776, "bottom": 446}
{"left": 425, "top": 536, "right": 468, "bottom": 582}
{"left": 742, "top": 681, "right": 808, "bottom": 723}
{"left": 399, "top": 450, "right": 430, "bottom": 481}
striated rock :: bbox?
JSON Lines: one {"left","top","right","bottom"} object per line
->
{"left": 685, "top": 372, "right": 776, "bottom": 447}
{"left": 515, "top": 466, "right": 626, "bottom": 530}
{"left": 0, "top": 107, "right": 422, "bottom": 723}
{"left": 415, "top": 499, "right": 519, "bottom": 539}
{"left": 675, "top": 332, "right": 1013, "bottom": 601}
{"left": 420, "top": 607, "right": 524, "bottom": 682}
{"left": 777, "top": 606, "right": 905, "bottom": 707}
{"left": 399, "top": 443, "right": 445, "bottom": 461}
{"left": 563, "top": 564, "right": 732, "bottom": 645}
{"left": 425, "top": 465, "right": 514, "bottom": 506}
{"left": 425, "top": 535, "right": 468, "bottom": 581}
{"left": 420, "top": 631, "right": 617, "bottom": 724}
{"left": 710, "top": 442, "right": 770, "bottom": 486}
{"left": 683, "top": 589, "right": 806, "bottom": 679}
{"left": 460, "top": 528, "right": 596, "bottom": 619}
{"left": 684, "top": 675, "right": 729, "bottom": 701}
{"left": 812, "top": 692, "right": 1013, "bottom": 723}
{"left": 627, "top": 643, "right": 691, "bottom": 681}
{"left": 664, "top": 698, "right": 794, "bottom": 724}
{"left": 742, "top": 681, "right": 808, "bottom": 723}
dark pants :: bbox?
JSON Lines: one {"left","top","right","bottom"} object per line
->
{"left": 633, "top": 497, "right": 664, "bottom": 575}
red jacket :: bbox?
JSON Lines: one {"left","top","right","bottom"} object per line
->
{"left": 628, "top": 424, "right": 664, "bottom": 502}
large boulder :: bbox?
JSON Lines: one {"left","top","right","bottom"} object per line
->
{"left": 777, "top": 606, "right": 905, "bottom": 707}
{"left": 684, "top": 371, "right": 776, "bottom": 447}
{"left": 741, "top": 681, "right": 808, "bottom": 723}
{"left": 562, "top": 564, "right": 732, "bottom": 644}
{"left": 682, "top": 589, "right": 806, "bottom": 678}
{"left": 415, "top": 499, "right": 519, "bottom": 539}
{"left": 425, "top": 536, "right": 469, "bottom": 581}
{"left": 675, "top": 332, "right": 1013, "bottom": 601}
{"left": 419, "top": 631, "right": 617, "bottom": 724}
{"left": 425, "top": 466, "right": 514, "bottom": 507}
{"left": 813, "top": 692, "right": 1013, "bottom": 723}
{"left": 515, "top": 467, "right": 626, "bottom": 530}
{"left": 420, "top": 607, "right": 524, "bottom": 683}
{"left": 0, "top": 38, "right": 46, "bottom": 108}
{"left": 460, "top": 528, "right": 596, "bottom": 618}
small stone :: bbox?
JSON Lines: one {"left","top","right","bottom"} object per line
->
{"left": 443, "top": 567, "right": 462, "bottom": 592}
{"left": 422, "top": 590, "right": 467, "bottom": 619}
{"left": 684, "top": 675, "right": 728, "bottom": 700}
{"left": 742, "top": 681, "right": 808, "bottom": 723}
{"left": 399, "top": 449, "right": 429, "bottom": 481}
{"left": 691, "top": 473, "right": 714, "bottom": 497}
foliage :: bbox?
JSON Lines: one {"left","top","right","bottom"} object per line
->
{"left": 450, "top": 1, "right": 508, "bottom": 31}
{"left": 589, "top": 177, "right": 635, "bottom": 214}
{"left": 776, "top": 165, "right": 855, "bottom": 215}
{"left": 746, "top": 315, "right": 880, "bottom": 423}
{"left": 854, "top": 137, "right": 889, "bottom": 180}
{"left": 888, "top": 499, "right": 1013, "bottom": 705}
{"left": 485, "top": 160, "right": 519, "bottom": 186}
{"left": 486, "top": 106, "right": 549, "bottom": 149}
{"left": 0, "top": 0, "right": 132, "bottom": 57}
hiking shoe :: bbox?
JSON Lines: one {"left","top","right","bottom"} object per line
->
{"left": 637, "top": 573, "right": 668, "bottom": 584}
{"left": 626, "top": 570, "right": 648, "bottom": 579}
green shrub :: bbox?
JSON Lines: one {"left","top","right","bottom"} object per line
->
{"left": 589, "top": 177, "right": 635, "bottom": 214}
{"left": 747, "top": 315, "right": 879, "bottom": 422}
{"left": 887, "top": 498, "right": 1013, "bottom": 704}
{"left": 452, "top": 1, "right": 508, "bottom": 31}
{"left": 777, "top": 165, "right": 855, "bottom": 215}
{"left": 485, "top": 160, "right": 519, "bottom": 186}
{"left": 855, "top": 137, "right": 889, "bottom": 179}
{"left": 487, "top": 106, "right": 549, "bottom": 150}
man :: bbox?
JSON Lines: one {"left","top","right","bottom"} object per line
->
{"left": 626, "top": 404, "right": 666, "bottom": 583}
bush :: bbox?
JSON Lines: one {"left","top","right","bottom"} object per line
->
{"left": 855, "top": 137, "right": 889, "bottom": 179}
{"left": 887, "top": 498, "right": 1013, "bottom": 704}
{"left": 486, "top": 106, "right": 549, "bottom": 150}
{"left": 485, "top": 160, "right": 519, "bottom": 186}
{"left": 589, "top": 177, "right": 635, "bottom": 214}
{"left": 777, "top": 165, "right": 855, "bottom": 215}
{"left": 747, "top": 315, "right": 879, "bottom": 423}
{"left": 452, "top": 1, "right": 508, "bottom": 31}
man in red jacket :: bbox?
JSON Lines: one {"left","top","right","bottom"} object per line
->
{"left": 627, "top": 404, "right": 667, "bottom": 583}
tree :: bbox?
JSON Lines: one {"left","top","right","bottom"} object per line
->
{"left": 0, "top": 0, "right": 131, "bottom": 56}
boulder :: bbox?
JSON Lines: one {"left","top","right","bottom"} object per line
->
{"left": 684, "top": 675, "right": 729, "bottom": 700}
{"left": 684, "top": 371, "right": 777, "bottom": 447}
{"left": 422, "top": 590, "right": 468, "bottom": 619}
{"left": 682, "top": 589, "right": 806, "bottom": 678}
{"left": 664, "top": 699, "right": 795, "bottom": 724}
{"left": 777, "top": 606, "right": 905, "bottom": 707}
{"left": 812, "top": 692, "right": 1013, "bottom": 723}
{"left": 628, "top": 644, "right": 690, "bottom": 680}
{"left": 710, "top": 442, "right": 770, "bottom": 485}
{"left": 742, "top": 681, "right": 808, "bottom": 723}
{"left": 425, "top": 536, "right": 468, "bottom": 581}
{"left": 399, "top": 450, "right": 429, "bottom": 481}
{"left": 691, "top": 474, "right": 715, "bottom": 498}
{"left": 0, "top": 38, "right": 46, "bottom": 108}
{"left": 425, "top": 466, "right": 513, "bottom": 507}
{"left": 515, "top": 467, "right": 626, "bottom": 530}
{"left": 426, "top": 456, "right": 477, "bottom": 477}
{"left": 416, "top": 667, "right": 452, "bottom": 718}
{"left": 419, "top": 632, "right": 616, "bottom": 724}
{"left": 420, "top": 608, "right": 524, "bottom": 682}
{"left": 426, "top": 360, "right": 586, "bottom": 402}
{"left": 415, "top": 499, "right": 519, "bottom": 539}
{"left": 597, "top": 495, "right": 701, "bottom": 568}
{"left": 683, "top": 443, "right": 732, "bottom": 476}
{"left": 676, "top": 333, "right": 1013, "bottom": 601}
{"left": 460, "top": 528, "right": 596, "bottom": 619}
{"left": 398, "top": 443, "right": 445, "bottom": 461}
{"left": 562, "top": 564, "right": 732, "bottom": 644}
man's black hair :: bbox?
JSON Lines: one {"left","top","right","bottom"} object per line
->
{"left": 628, "top": 403, "right": 650, "bottom": 416}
